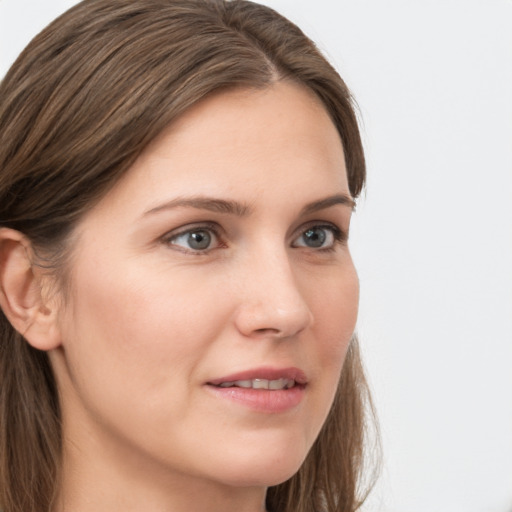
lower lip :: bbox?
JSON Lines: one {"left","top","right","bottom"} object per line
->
{"left": 205, "top": 385, "right": 306, "bottom": 413}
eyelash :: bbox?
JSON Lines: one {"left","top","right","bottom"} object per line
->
{"left": 161, "top": 222, "right": 224, "bottom": 255}
{"left": 292, "top": 223, "right": 347, "bottom": 252}
{"left": 161, "top": 222, "right": 347, "bottom": 255}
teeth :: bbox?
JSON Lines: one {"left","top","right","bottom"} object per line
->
{"left": 217, "top": 378, "right": 295, "bottom": 390}
{"left": 269, "top": 378, "right": 290, "bottom": 390}
{"left": 253, "top": 379, "right": 268, "bottom": 389}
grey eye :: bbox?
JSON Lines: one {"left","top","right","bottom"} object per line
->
{"left": 187, "top": 230, "right": 212, "bottom": 250}
{"left": 292, "top": 226, "right": 336, "bottom": 249}
{"left": 169, "top": 229, "right": 215, "bottom": 251}
{"left": 302, "top": 228, "right": 327, "bottom": 248}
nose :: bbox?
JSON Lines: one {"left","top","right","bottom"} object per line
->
{"left": 233, "top": 248, "right": 313, "bottom": 340}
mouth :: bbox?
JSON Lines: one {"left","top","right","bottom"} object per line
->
{"left": 205, "top": 367, "right": 307, "bottom": 412}
{"left": 206, "top": 366, "right": 307, "bottom": 389}
{"left": 213, "top": 378, "right": 296, "bottom": 390}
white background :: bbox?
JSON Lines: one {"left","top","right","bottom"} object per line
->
{"left": 1, "top": 1, "right": 511, "bottom": 511}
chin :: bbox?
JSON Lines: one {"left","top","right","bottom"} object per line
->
{"left": 216, "top": 464, "right": 303, "bottom": 489}
{"left": 207, "top": 438, "right": 309, "bottom": 488}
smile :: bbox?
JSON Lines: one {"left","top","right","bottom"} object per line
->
{"left": 215, "top": 378, "right": 296, "bottom": 390}
{"left": 205, "top": 367, "right": 307, "bottom": 413}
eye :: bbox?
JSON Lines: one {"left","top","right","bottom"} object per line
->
{"left": 164, "top": 225, "right": 222, "bottom": 253}
{"left": 292, "top": 225, "right": 343, "bottom": 250}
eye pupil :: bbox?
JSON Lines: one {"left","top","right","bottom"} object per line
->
{"left": 188, "top": 230, "right": 211, "bottom": 250}
{"left": 303, "top": 228, "right": 326, "bottom": 248}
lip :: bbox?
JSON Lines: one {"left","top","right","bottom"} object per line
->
{"left": 205, "top": 366, "right": 307, "bottom": 413}
{"left": 206, "top": 366, "right": 308, "bottom": 387}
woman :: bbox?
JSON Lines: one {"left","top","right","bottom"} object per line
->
{"left": 0, "top": 1, "right": 377, "bottom": 511}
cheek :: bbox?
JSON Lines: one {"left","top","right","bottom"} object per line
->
{"left": 59, "top": 259, "right": 232, "bottom": 413}
{"left": 55, "top": 264, "right": 241, "bottom": 476}
{"left": 300, "top": 262, "right": 359, "bottom": 434}
{"left": 310, "top": 262, "right": 359, "bottom": 358}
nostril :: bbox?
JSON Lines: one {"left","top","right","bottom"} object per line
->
{"left": 253, "top": 327, "right": 281, "bottom": 335}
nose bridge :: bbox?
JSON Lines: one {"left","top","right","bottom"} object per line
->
{"left": 234, "top": 241, "right": 313, "bottom": 338}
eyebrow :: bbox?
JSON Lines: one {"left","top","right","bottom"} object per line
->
{"left": 300, "top": 194, "right": 356, "bottom": 215}
{"left": 144, "top": 197, "right": 251, "bottom": 217}
{"left": 144, "top": 193, "right": 355, "bottom": 217}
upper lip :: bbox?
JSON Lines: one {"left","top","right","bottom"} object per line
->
{"left": 207, "top": 366, "right": 308, "bottom": 386}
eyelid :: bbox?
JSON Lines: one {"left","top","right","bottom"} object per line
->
{"left": 159, "top": 219, "right": 347, "bottom": 254}
{"left": 161, "top": 222, "right": 225, "bottom": 253}
{"left": 291, "top": 221, "right": 347, "bottom": 249}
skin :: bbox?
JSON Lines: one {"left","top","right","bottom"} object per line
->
{"left": 46, "top": 81, "right": 360, "bottom": 512}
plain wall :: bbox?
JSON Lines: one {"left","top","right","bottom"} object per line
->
{"left": 1, "top": 1, "right": 511, "bottom": 511}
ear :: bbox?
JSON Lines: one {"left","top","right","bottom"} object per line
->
{"left": 0, "top": 228, "right": 62, "bottom": 351}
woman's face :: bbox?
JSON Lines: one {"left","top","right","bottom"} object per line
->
{"left": 52, "top": 81, "right": 359, "bottom": 491}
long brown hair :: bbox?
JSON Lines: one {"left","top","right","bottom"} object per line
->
{"left": 0, "top": 1, "right": 378, "bottom": 511}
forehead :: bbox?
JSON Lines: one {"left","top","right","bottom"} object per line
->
{"left": 142, "top": 82, "right": 345, "bottom": 179}
{"left": 82, "top": 81, "right": 349, "bottom": 223}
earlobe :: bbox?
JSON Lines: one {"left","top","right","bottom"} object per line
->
{"left": 0, "top": 228, "right": 61, "bottom": 351}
